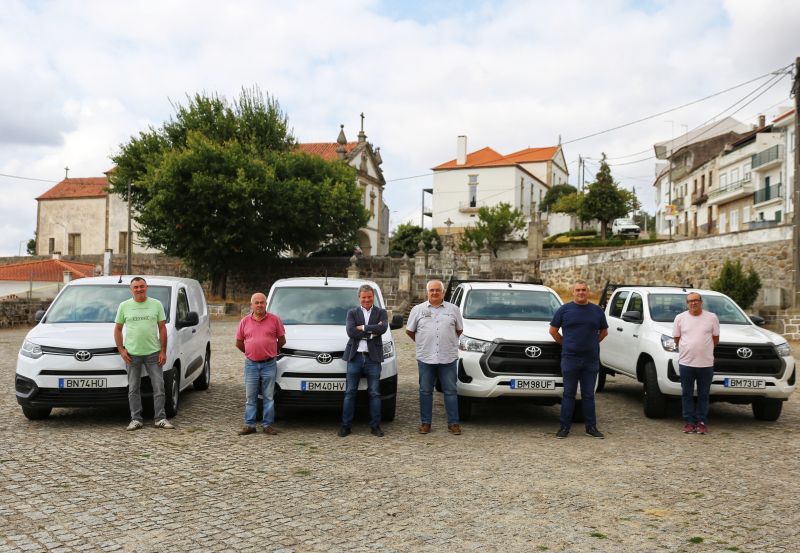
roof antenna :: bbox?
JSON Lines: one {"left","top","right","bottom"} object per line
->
{"left": 117, "top": 274, "right": 123, "bottom": 284}
{"left": 507, "top": 282, "right": 512, "bottom": 288}
{"left": 324, "top": 268, "right": 328, "bottom": 286}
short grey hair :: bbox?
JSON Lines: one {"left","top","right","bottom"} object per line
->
{"left": 572, "top": 279, "right": 588, "bottom": 290}
{"left": 358, "top": 284, "right": 374, "bottom": 295}
{"left": 426, "top": 279, "right": 444, "bottom": 291}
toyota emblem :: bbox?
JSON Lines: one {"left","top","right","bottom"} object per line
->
{"left": 75, "top": 350, "right": 92, "bottom": 362}
{"left": 524, "top": 346, "right": 542, "bottom": 359}
{"left": 316, "top": 353, "right": 333, "bottom": 364}
{"left": 736, "top": 347, "right": 753, "bottom": 359}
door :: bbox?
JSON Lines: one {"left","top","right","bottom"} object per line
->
{"left": 615, "top": 292, "right": 644, "bottom": 375}
{"left": 600, "top": 290, "right": 629, "bottom": 372}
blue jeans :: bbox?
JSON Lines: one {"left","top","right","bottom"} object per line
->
{"left": 560, "top": 355, "right": 599, "bottom": 429}
{"left": 128, "top": 352, "right": 165, "bottom": 422}
{"left": 418, "top": 360, "right": 459, "bottom": 425}
{"left": 341, "top": 353, "right": 382, "bottom": 428}
{"left": 679, "top": 364, "right": 713, "bottom": 424}
{"left": 244, "top": 359, "right": 277, "bottom": 427}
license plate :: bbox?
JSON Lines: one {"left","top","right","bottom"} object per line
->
{"left": 58, "top": 378, "right": 107, "bottom": 389}
{"left": 301, "top": 380, "right": 346, "bottom": 392}
{"left": 510, "top": 379, "right": 555, "bottom": 390}
{"left": 723, "top": 378, "right": 766, "bottom": 389}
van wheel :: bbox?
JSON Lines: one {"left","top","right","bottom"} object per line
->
{"left": 22, "top": 406, "right": 51, "bottom": 420}
{"left": 571, "top": 400, "right": 585, "bottom": 423}
{"left": 596, "top": 367, "right": 608, "bottom": 393}
{"left": 193, "top": 349, "right": 211, "bottom": 391}
{"left": 752, "top": 398, "right": 782, "bottom": 421}
{"left": 457, "top": 395, "right": 472, "bottom": 421}
{"left": 643, "top": 361, "right": 666, "bottom": 418}
{"left": 381, "top": 396, "right": 397, "bottom": 422}
{"left": 164, "top": 368, "right": 180, "bottom": 418}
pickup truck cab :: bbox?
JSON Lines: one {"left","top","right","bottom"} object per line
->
{"left": 599, "top": 285, "right": 795, "bottom": 420}
{"left": 16, "top": 276, "right": 211, "bottom": 420}
{"left": 445, "top": 280, "right": 583, "bottom": 420}
{"left": 266, "top": 277, "right": 403, "bottom": 420}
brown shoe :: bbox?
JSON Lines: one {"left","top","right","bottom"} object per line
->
{"left": 263, "top": 425, "right": 279, "bottom": 435}
{"left": 448, "top": 424, "right": 462, "bottom": 435}
{"left": 418, "top": 423, "right": 431, "bottom": 434}
{"left": 238, "top": 426, "right": 257, "bottom": 436}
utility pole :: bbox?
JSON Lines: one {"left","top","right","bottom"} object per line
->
{"left": 792, "top": 56, "right": 800, "bottom": 307}
{"left": 127, "top": 180, "right": 132, "bottom": 275}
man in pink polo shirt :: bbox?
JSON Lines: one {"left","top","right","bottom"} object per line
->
{"left": 673, "top": 292, "right": 720, "bottom": 435}
{"left": 235, "top": 292, "right": 286, "bottom": 436}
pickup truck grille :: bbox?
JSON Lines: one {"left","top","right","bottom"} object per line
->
{"left": 713, "top": 344, "right": 784, "bottom": 376}
{"left": 483, "top": 342, "right": 562, "bottom": 376}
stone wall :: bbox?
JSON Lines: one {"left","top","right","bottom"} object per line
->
{"left": 0, "top": 299, "right": 51, "bottom": 328}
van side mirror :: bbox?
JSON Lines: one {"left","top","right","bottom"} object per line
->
{"left": 34, "top": 310, "right": 46, "bottom": 323}
{"left": 749, "top": 315, "right": 765, "bottom": 327}
{"left": 177, "top": 311, "right": 199, "bottom": 329}
{"left": 621, "top": 310, "right": 643, "bottom": 324}
{"left": 390, "top": 313, "right": 404, "bottom": 330}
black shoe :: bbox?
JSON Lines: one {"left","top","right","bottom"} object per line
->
{"left": 585, "top": 427, "right": 605, "bottom": 439}
{"left": 337, "top": 426, "right": 351, "bottom": 437}
{"left": 370, "top": 426, "right": 385, "bottom": 437}
{"left": 556, "top": 426, "right": 570, "bottom": 439}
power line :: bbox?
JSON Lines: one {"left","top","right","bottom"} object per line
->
{"left": 0, "top": 172, "right": 58, "bottom": 183}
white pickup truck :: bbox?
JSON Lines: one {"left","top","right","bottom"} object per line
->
{"left": 598, "top": 284, "right": 795, "bottom": 421}
{"left": 611, "top": 218, "right": 640, "bottom": 238}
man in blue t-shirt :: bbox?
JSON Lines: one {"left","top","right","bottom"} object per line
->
{"left": 549, "top": 279, "right": 609, "bottom": 439}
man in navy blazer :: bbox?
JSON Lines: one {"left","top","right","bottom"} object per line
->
{"left": 338, "top": 284, "right": 389, "bottom": 437}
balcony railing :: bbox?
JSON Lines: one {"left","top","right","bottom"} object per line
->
{"left": 747, "top": 219, "right": 780, "bottom": 230}
{"left": 691, "top": 191, "right": 708, "bottom": 205}
{"left": 751, "top": 144, "right": 784, "bottom": 169}
{"left": 753, "top": 182, "right": 782, "bottom": 204}
{"left": 708, "top": 175, "right": 752, "bottom": 199}
{"left": 673, "top": 197, "right": 685, "bottom": 210}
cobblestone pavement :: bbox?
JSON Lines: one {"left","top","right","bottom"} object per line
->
{"left": 1, "top": 320, "right": 799, "bottom": 552}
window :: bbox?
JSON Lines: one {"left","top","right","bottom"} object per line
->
{"left": 68, "top": 233, "right": 81, "bottom": 256}
{"left": 720, "top": 173, "right": 728, "bottom": 188}
{"left": 628, "top": 293, "right": 643, "bottom": 314}
{"left": 731, "top": 209, "right": 739, "bottom": 231}
{"left": 776, "top": 210, "right": 782, "bottom": 223}
{"left": 731, "top": 168, "right": 739, "bottom": 183}
{"left": 48, "top": 237, "right": 55, "bottom": 254}
{"left": 719, "top": 212, "right": 727, "bottom": 233}
{"left": 743, "top": 205, "right": 750, "bottom": 222}
{"left": 519, "top": 178, "right": 524, "bottom": 208}
{"left": 468, "top": 175, "right": 478, "bottom": 208}
{"left": 744, "top": 163, "right": 751, "bottom": 182}
{"left": 608, "top": 291, "right": 629, "bottom": 319}
{"left": 176, "top": 288, "right": 190, "bottom": 322}
{"left": 119, "top": 232, "right": 128, "bottom": 255}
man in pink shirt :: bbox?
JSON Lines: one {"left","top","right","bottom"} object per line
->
{"left": 235, "top": 292, "right": 286, "bottom": 436}
{"left": 673, "top": 292, "right": 720, "bottom": 435}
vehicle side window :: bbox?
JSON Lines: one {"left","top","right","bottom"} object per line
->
{"left": 627, "top": 292, "right": 643, "bottom": 314}
{"left": 608, "top": 291, "right": 629, "bottom": 318}
{"left": 451, "top": 287, "right": 463, "bottom": 307}
{"left": 176, "top": 288, "right": 190, "bottom": 322}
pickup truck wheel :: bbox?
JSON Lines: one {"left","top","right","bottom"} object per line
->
{"left": 22, "top": 406, "right": 51, "bottom": 420}
{"left": 643, "top": 361, "right": 667, "bottom": 418}
{"left": 381, "top": 395, "right": 397, "bottom": 422}
{"left": 596, "top": 367, "right": 607, "bottom": 393}
{"left": 193, "top": 349, "right": 211, "bottom": 391}
{"left": 571, "top": 400, "right": 585, "bottom": 423}
{"left": 457, "top": 395, "right": 473, "bottom": 421}
{"left": 752, "top": 398, "right": 782, "bottom": 421}
{"left": 164, "top": 368, "right": 180, "bottom": 419}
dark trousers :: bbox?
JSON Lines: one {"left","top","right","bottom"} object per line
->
{"left": 559, "top": 355, "right": 599, "bottom": 429}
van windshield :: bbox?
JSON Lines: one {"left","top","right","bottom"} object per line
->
{"left": 648, "top": 293, "right": 749, "bottom": 324}
{"left": 463, "top": 289, "right": 562, "bottom": 321}
{"left": 46, "top": 285, "right": 171, "bottom": 323}
{"left": 268, "top": 287, "right": 382, "bottom": 325}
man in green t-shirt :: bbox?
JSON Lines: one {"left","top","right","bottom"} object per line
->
{"left": 114, "top": 276, "right": 173, "bottom": 431}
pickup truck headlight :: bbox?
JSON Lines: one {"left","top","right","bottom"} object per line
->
{"left": 382, "top": 340, "right": 395, "bottom": 360}
{"left": 660, "top": 334, "right": 678, "bottom": 352}
{"left": 775, "top": 342, "right": 791, "bottom": 357}
{"left": 20, "top": 340, "right": 43, "bottom": 359}
{"left": 459, "top": 335, "right": 492, "bottom": 353}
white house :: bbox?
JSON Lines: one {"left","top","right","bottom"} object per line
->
{"left": 35, "top": 174, "right": 157, "bottom": 256}
{"left": 430, "top": 136, "right": 568, "bottom": 236}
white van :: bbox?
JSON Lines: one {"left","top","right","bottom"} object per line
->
{"left": 266, "top": 277, "right": 403, "bottom": 420}
{"left": 15, "top": 276, "right": 212, "bottom": 420}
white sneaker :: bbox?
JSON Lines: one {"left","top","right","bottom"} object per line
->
{"left": 126, "top": 420, "right": 143, "bottom": 431}
{"left": 154, "top": 419, "right": 175, "bottom": 429}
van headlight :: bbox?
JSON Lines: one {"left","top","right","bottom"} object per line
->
{"left": 382, "top": 340, "right": 395, "bottom": 360}
{"left": 459, "top": 335, "right": 492, "bottom": 353}
{"left": 20, "top": 340, "right": 43, "bottom": 359}
{"left": 661, "top": 334, "right": 678, "bottom": 352}
{"left": 775, "top": 342, "right": 791, "bottom": 357}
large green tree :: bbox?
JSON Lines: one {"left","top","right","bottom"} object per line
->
{"left": 541, "top": 183, "right": 577, "bottom": 212}
{"left": 462, "top": 202, "right": 527, "bottom": 257}
{"left": 389, "top": 223, "right": 440, "bottom": 256}
{"left": 110, "top": 88, "right": 367, "bottom": 297}
{"left": 578, "top": 153, "right": 639, "bottom": 239}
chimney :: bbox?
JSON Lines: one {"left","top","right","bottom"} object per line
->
{"left": 758, "top": 114, "right": 765, "bottom": 128}
{"left": 456, "top": 135, "right": 467, "bottom": 165}
{"left": 63, "top": 271, "right": 71, "bottom": 284}
{"left": 52, "top": 251, "right": 61, "bottom": 260}
{"left": 103, "top": 249, "right": 112, "bottom": 276}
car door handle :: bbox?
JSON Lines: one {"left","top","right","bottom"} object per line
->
{"left": 616, "top": 327, "right": 623, "bottom": 332}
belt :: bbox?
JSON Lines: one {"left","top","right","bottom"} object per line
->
{"left": 357, "top": 351, "right": 370, "bottom": 355}
{"left": 250, "top": 356, "right": 275, "bottom": 363}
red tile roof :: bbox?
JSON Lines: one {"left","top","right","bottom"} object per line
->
{"left": 37, "top": 177, "right": 109, "bottom": 200}
{"left": 433, "top": 145, "right": 559, "bottom": 170}
{"left": 296, "top": 142, "right": 358, "bottom": 161}
{"left": 0, "top": 259, "right": 97, "bottom": 282}
{"left": 772, "top": 108, "right": 796, "bottom": 124}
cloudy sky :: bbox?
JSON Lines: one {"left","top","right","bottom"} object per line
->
{"left": 1, "top": 0, "right": 798, "bottom": 256}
